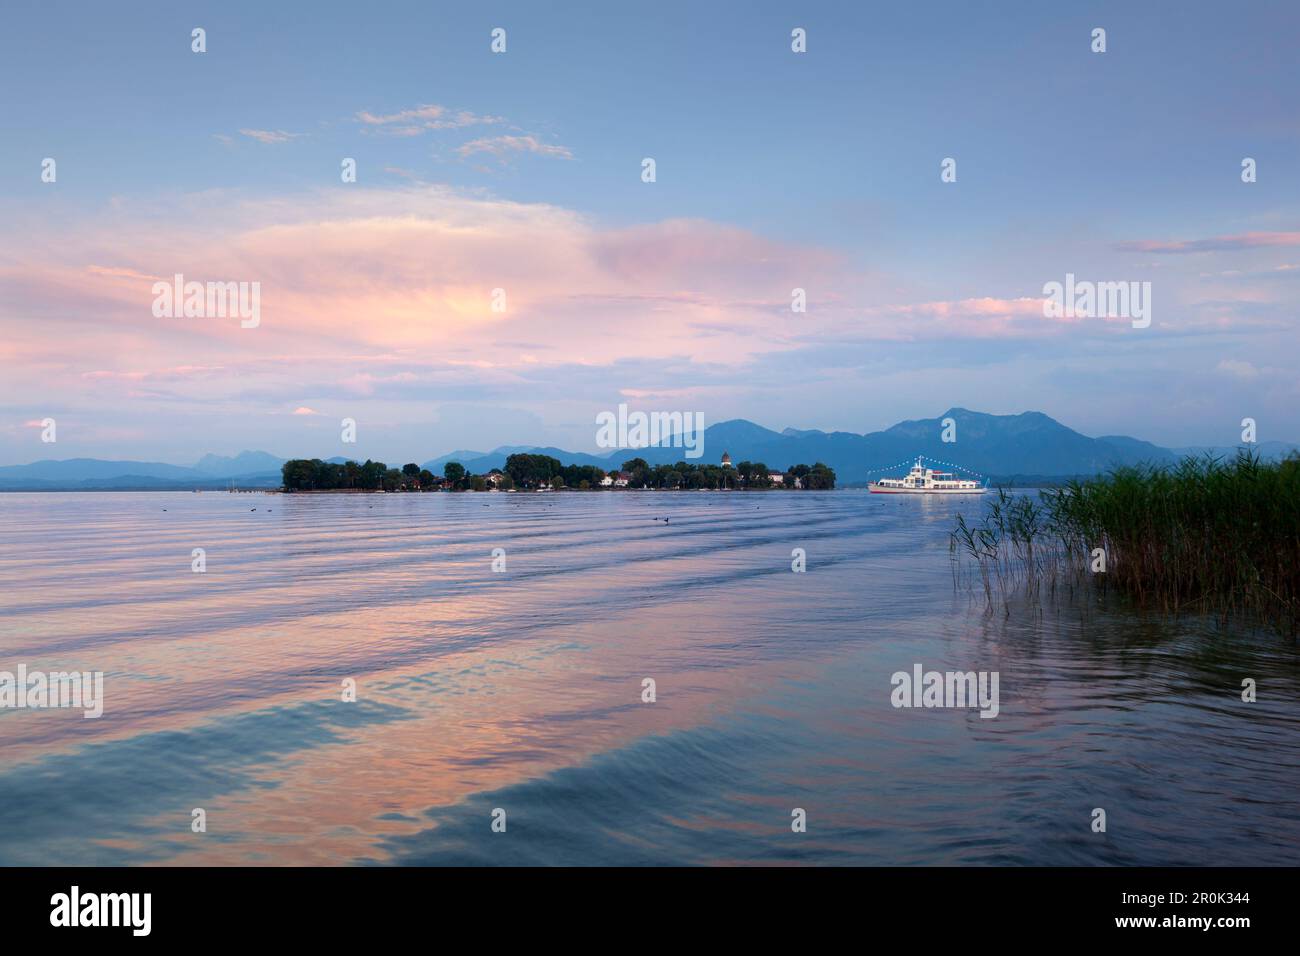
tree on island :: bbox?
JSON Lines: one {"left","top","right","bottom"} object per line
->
{"left": 803, "top": 462, "right": 836, "bottom": 489}
{"left": 778, "top": 462, "right": 835, "bottom": 489}
{"left": 443, "top": 462, "right": 466, "bottom": 489}
{"left": 736, "top": 461, "right": 772, "bottom": 488}
{"left": 620, "top": 458, "right": 650, "bottom": 488}
{"left": 504, "top": 453, "right": 563, "bottom": 489}
{"left": 559, "top": 463, "right": 605, "bottom": 488}
{"left": 281, "top": 458, "right": 411, "bottom": 491}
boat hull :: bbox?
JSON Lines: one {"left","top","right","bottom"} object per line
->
{"left": 868, "top": 483, "right": 986, "bottom": 494}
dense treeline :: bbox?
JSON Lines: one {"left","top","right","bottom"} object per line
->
{"left": 281, "top": 459, "right": 438, "bottom": 491}
{"left": 503, "top": 453, "right": 836, "bottom": 489}
{"left": 282, "top": 454, "right": 836, "bottom": 492}
{"left": 503, "top": 453, "right": 566, "bottom": 488}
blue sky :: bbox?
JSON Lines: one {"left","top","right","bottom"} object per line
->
{"left": 2, "top": 0, "right": 1298, "bottom": 464}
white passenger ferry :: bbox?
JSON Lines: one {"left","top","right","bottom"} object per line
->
{"left": 868, "top": 458, "right": 986, "bottom": 495}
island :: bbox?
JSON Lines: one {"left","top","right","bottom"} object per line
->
{"left": 279, "top": 453, "right": 836, "bottom": 492}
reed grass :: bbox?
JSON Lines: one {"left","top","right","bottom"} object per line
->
{"left": 950, "top": 451, "right": 1300, "bottom": 631}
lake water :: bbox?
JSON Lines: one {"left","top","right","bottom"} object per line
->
{"left": 0, "top": 490, "right": 1296, "bottom": 865}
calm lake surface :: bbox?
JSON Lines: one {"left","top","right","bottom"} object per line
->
{"left": 1, "top": 490, "right": 1296, "bottom": 866}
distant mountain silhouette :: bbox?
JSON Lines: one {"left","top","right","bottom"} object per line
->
{"left": 423, "top": 445, "right": 615, "bottom": 474}
{"left": 192, "top": 450, "right": 285, "bottom": 475}
{"left": 3, "top": 409, "right": 1295, "bottom": 489}
{"left": 424, "top": 409, "right": 1293, "bottom": 484}
{"left": 621, "top": 409, "right": 1187, "bottom": 482}
{"left": 0, "top": 458, "right": 199, "bottom": 482}
{"left": 421, "top": 450, "right": 488, "bottom": 472}
{"left": 0, "top": 455, "right": 284, "bottom": 490}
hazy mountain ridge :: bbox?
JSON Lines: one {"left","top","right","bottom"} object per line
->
{"left": 400, "top": 410, "right": 1296, "bottom": 484}
{"left": 192, "top": 450, "right": 285, "bottom": 475}
{"left": 4, "top": 409, "right": 1296, "bottom": 489}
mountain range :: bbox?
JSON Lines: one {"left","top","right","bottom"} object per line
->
{"left": 2, "top": 409, "right": 1295, "bottom": 490}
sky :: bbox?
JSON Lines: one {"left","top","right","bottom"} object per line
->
{"left": 1, "top": 0, "right": 1298, "bottom": 465}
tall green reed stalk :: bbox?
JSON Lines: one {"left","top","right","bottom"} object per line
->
{"left": 951, "top": 451, "right": 1300, "bottom": 632}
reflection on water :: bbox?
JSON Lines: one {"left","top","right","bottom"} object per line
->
{"left": 0, "top": 490, "right": 1296, "bottom": 865}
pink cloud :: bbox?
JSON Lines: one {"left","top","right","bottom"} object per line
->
{"left": 82, "top": 366, "right": 225, "bottom": 381}
{"left": 356, "top": 105, "right": 504, "bottom": 133}
{"left": 0, "top": 185, "right": 1166, "bottom": 432}
{"left": 1116, "top": 231, "right": 1300, "bottom": 253}
{"left": 843, "top": 295, "right": 1125, "bottom": 341}
{"left": 86, "top": 265, "right": 165, "bottom": 282}
{"left": 456, "top": 135, "right": 573, "bottom": 160}
{"left": 238, "top": 129, "right": 303, "bottom": 144}
{"left": 357, "top": 105, "right": 448, "bottom": 125}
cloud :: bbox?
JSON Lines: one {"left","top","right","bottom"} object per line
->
{"left": 0, "top": 184, "right": 1190, "bottom": 396}
{"left": 356, "top": 105, "right": 447, "bottom": 125}
{"left": 5, "top": 183, "right": 1289, "bottom": 464}
{"left": 1116, "top": 231, "right": 1300, "bottom": 254}
{"left": 780, "top": 296, "right": 1124, "bottom": 344}
{"left": 1199, "top": 263, "right": 1300, "bottom": 280}
{"left": 87, "top": 265, "right": 164, "bottom": 282}
{"left": 886, "top": 297, "right": 1046, "bottom": 319}
{"left": 355, "top": 105, "right": 504, "bottom": 134}
{"left": 238, "top": 129, "right": 303, "bottom": 144}
{"left": 0, "top": 186, "right": 873, "bottom": 448}
{"left": 81, "top": 366, "right": 225, "bottom": 382}
{"left": 1216, "top": 359, "right": 1261, "bottom": 380}
{"left": 456, "top": 135, "right": 574, "bottom": 160}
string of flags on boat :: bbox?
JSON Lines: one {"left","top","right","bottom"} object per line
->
{"left": 861, "top": 456, "right": 988, "bottom": 482}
